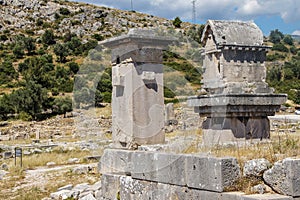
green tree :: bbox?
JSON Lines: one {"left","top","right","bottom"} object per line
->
{"left": 173, "top": 17, "right": 182, "bottom": 28}
{"left": 67, "top": 37, "right": 82, "bottom": 55}
{"left": 24, "top": 37, "right": 36, "bottom": 55}
{"left": 283, "top": 35, "right": 294, "bottom": 45}
{"left": 54, "top": 43, "right": 69, "bottom": 63}
{"left": 9, "top": 81, "right": 49, "bottom": 119}
{"left": 0, "top": 94, "right": 13, "bottom": 120}
{"left": 269, "top": 29, "right": 284, "bottom": 44}
{"left": 0, "top": 59, "right": 18, "bottom": 84}
{"left": 13, "top": 43, "right": 25, "bottom": 58}
{"left": 42, "top": 29, "right": 56, "bottom": 45}
{"left": 53, "top": 97, "right": 72, "bottom": 117}
{"left": 68, "top": 62, "right": 79, "bottom": 74}
{"left": 272, "top": 43, "right": 289, "bottom": 52}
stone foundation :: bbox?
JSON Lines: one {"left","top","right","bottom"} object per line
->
{"left": 98, "top": 149, "right": 297, "bottom": 200}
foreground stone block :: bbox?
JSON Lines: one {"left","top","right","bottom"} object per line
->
{"left": 120, "top": 176, "right": 157, "bottom": 200}
{"left": 98, "top": 149, "right": 132, "bottom": 175}
{"left": 100, "top": 174, "right": 121, "bottom": 200}
{"left": 186, "top": 155, "right": 240, "bottom": 192}
{"left": 155, "top": 153, "right": 186, "bottom": 186}
{"left": 263, "top": 158, "right": 300, "bottom": 197}
{"left": 131, "top": 151, "right": 157, "bottom": 181}
{"left": 132, "top": 151, "right": 186, "bottom": 186}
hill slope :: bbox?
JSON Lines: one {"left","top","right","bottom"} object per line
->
{"left": 0, "top": 0, "right": 202, "bottom": 120}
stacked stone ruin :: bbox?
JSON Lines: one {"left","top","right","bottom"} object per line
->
{"left": 188, "top": 20, "right": 287, "bottom": 146}
{"left": 100, "top": 29, "right": 174, "bottom": 149}
{"left": 97, "top": 22, "right": 298, "bottom": 200}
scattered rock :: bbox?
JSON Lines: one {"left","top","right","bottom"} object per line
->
{"left": 251, "top": 184, "right": 266, "bottom": 194}
{"left": 50, "top": 189, "right": 75, "bottom": 200}
{"left": 79, "top": 193, "right": 96, "bottom": 200}
{"left": 46, "top": 162, "right": 56, "bottom": 167}
{"left": 243, "top": 158, "right": 271, "bottom": 177}
{"left": 0, "top": 163, "right": 8, "bottom": 170}
{"left": 32, "top": 148, "right": 43, "bottom": 154}
{"left": 68, "top": 158, "right": 80, "bottom": 164}
{"left": 73, "top": 183, "right": 90, "bottom": 193}
{"left": 0, "top": 169, "right": 8, "bottom": 180}
{"left": 58, "top": 184, "right": 73, "bottom": 191}
{"left": 263, "top": 158, "right": 300, "bottom": 196}
{"left": 72, "top": 165, "right": 91, "bottom": 174}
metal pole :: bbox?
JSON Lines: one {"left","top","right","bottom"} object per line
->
{"left": 131, "top": 0, "right": 133, "bottom": 11}
{"left": 14, "top": 147, "right": 16, "bottom": 166}
{"left": 192, "top": 0, "right": 196, "bottom": 24}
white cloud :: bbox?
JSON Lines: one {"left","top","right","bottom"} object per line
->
{"left": 292, "top": 30, "right": 300, "bottom": 35}
{"left": 70, "top": 0, "right": 300, "bottom": 32}
{"left": 236, "top": 0, "right": 300, "bottom": 23}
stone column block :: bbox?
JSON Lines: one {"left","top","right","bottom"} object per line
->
{"left": 132, "top": 151, "right": 186, "bottom": 186}
{"left": 186, "top": 155, "right": 240, "bottom": 192}
{"left": 155, "top": 153, "right": 186, "bottom": 186}
{"left": 100, "top": 174, "right": 122, "bottom": 200}
{"left": 131, "top": 151, "right": 157, "bottom": 181}
{"left": 120, "top": 176, "right": 157, "bottom": 200}
{"left": 98, "top": 149, "right": 133, "bottom": 175}
{"left": 263, "top": 158, "right": 300, "bottom": 197}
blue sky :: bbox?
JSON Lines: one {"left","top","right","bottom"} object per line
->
{"left": 70, "top": 0, "right": 300, "bottom": 36}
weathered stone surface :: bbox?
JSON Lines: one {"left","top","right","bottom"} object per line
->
{"left": 73, "top": 183, "right": 90, "bottom": 193}
{"left": 119, "top": 176, "right": 157, "bottom": 200}
{"left": 100, "top": 174, "right": 121, "bottom": 200}
{"left": 251, "top": 184, "right": 267, "bottom": 195}
{"left": 72, "top": 165, "right": 91, "bottom": 174}
{"left": 263, "top": 158, "right": 300, "bottom": 197}
{"left": 242, "top": 194, "right": 292, "bottom": 200}
{"left": 243, "top": 158, "right": 271, "bottom": 177}
{"left": 132, "top": 151, "right": 186, "bottom": 185}
{"left": 155, "top": 153, "right": 186, "bottom": 186}
{"left": 79, "top": 193, "right": 96, "bottom": 200}
{"left": 165, "top": 103, "right": 176, "bottom": 125}
{"left": 131, "top": 151, "right": 157, "bottom": 181}
{"left": 58, "top": 184, "right": 73, "bottom": 191}
{"left": 98, "top": 148, "right": 132, "bottom": 175}
{"left": 201, "top": 20, "right": 264, "bottom": 46}
{"left": 202, "top": 129, "right": 238, "bottom": 146}
{"left": 188, "top": 20, "right": 287, "bottom": 144}
{"left": 50, "top": 189, "right": 76, "bottom": 200}
{"left": 186, "top": 155, "right": 240, "bottom": 192}
{"left": 101, "top": 29, "right": 177, "bottom": 148}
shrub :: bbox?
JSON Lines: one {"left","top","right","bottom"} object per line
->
{"left": 269, "top": 29, "right": 284, "bottom": 44}
{"left": 283, "top": 35, "right": 294, "bottom": 45}
{"left": 59, "top": 7, "right": 71, "bottom": 15}
{"left": 272, "top": 43, "right": 289, "bottom": 52}
{"left": 173, "top": 17, "right": 182, "bottom": 28}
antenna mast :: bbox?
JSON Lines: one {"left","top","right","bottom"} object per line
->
{"left": 131, "top": 0, "right": 133, "bottom": 11}
{"left": 192, "top": 0, "right": 196, "bottom": 24}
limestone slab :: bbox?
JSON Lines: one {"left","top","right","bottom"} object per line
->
{"left": 98, "top": 149, "right": 132, "bottom": 175}
{"left": 263, "top": 158, "right": 300, "bottom": 197}
{"left": 186, "top": 155, "right": 240, "bottom": 192}
{"left": 100, "top": 174, "right": 121, "bottom": 200}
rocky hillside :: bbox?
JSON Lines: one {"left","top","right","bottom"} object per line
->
{"left": 0, "top": 0, "right": 202, "bottom": 121}
{"left": 0, "top": 0, "right": 193, "bottom": 41}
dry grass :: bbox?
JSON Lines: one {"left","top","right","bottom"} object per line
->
{"left": 0, "top": 146, "right": 100, "bottom": 200}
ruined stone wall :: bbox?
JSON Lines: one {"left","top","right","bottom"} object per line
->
{"left": 98, "top": 149, "right": 299, "bottom": 200}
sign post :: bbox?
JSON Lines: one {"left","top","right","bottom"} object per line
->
{"left": 15, "top": 147, "right": 22, "bottom": 167}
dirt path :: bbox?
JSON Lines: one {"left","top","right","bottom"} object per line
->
{"left": 11, "top": 163, "right": 97, "bottom": 194}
